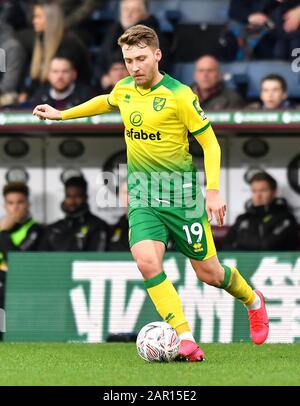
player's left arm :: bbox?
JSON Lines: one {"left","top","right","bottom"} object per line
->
{"left": 177, "top": 87, "right": 226, "bottom": 226}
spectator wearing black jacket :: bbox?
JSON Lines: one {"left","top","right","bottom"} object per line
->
{"left": 0, "top": 181, "right": 44, "bottom": 339}
{"left": 41, "top": 177, "right": 109, "bottom": 251}
{"left": 29, "top": 56, "right": 92, "bottom": 109}
{"left": 221, "top": 172, "right": 298, "bottom": 251}
{"left": 0, "top": 182, "right": 43, "bottom": 271}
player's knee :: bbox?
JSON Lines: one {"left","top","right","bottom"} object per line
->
{"left": 136, "top": 256, "right": 161, "bottom": 278}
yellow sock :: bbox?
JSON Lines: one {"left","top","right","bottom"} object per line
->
{"left": 145, "top": 271, "right": 191, "bottom": 336}
{"left": 220, "top": 265, "right": 255, "bottom": 306}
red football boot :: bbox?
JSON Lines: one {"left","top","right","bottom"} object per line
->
{"left": 248, "top": 290, "right": 269, "bottom": 345}
{"left": 176, "top": 340, "right": 205, "bottom": 362}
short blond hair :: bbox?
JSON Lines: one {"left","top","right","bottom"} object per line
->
{"left": 118, "top": 24, "right": 159, "bottom": 49}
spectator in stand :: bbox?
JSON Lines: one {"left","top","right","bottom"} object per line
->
{"left": 0, "top": 182, "right": 44, "bottom": 268}
{"left": 29, "top": 56, "right": 92, "bottom": 109}
{"left": 25, "top": 0, "right": 104, "bottom": 46}
{"left": 19, "top": 0, "right": 90, "bottom": 102}
{"left": 27, "top": 0, "right": 102, "bottom": 30}
{"left": 221, "top": 172, "right": 298, "bottom": 251}
{"left": 247, "top": 74, "right": 294, "bottom": 110}
{"left": 0, "top": 22, "right": 26, "bottom": 107}
{"left": 191, "top": 55, "right": 245, "bottom": 110}
{"left": 98, "top": 56, "right": 128, "bottom": 94}
{"left": 228, "top": 0, "right": 300, "bottom": 60}
{"left": 0, "top": 181, "right": 44, "bottom": 340}
{"left": 99, "top": 0, "right": 170, "bottom": 78}
{"left": 41, "top": 176, "right": 109, "bottom": 251}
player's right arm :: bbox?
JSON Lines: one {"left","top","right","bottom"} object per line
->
{"left": 33, "top": 91, "right": 118, "bottom": 120}
{"left": 177, "top": 85, "right": 226, "bottom": 226}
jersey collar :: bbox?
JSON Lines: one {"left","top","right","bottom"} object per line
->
{"left": 135, "top": 72, "right": 168, "bottom": 96}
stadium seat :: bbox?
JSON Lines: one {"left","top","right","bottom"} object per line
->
{"left": 221, "top": 61, "right": 250, "bottom": 93}
{"left": 246, "top": 61, "right": 300, "bottom": 99}
{"left": 172, "top": 62, "right": 194, "bottom": 84}
{"left": 173, "top": 60, "right": 300, "bottom": 99}
{"left": 172, "top": 61, "right": 248, "bottom": 88}
{"left": 149, "top": 0, "right": 229, "bottom": 28}
{"left": 149, "top": 0, "right": 181, "bottom": 14}
{"left": 221, "top": 61, "right": 300, "bottom": 98}
{"left": 177, "top": 0, "right": 229, "bottom": 24}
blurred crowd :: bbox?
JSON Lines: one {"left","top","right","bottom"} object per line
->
{"left": 0, "top": 0, "right": 300, "bottom": 110}
{"left": 0, "top": 171, "right": 298, "bottom": 269}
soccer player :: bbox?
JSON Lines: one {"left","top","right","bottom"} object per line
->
{"left": 33, "top": 25, "right": 269, "bottom": 361}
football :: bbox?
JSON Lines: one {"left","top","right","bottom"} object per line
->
{"left": 136, "top": 321, "right": 180, "bottom": 362}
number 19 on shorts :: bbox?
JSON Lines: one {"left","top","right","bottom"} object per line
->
{"left": 182, "top": 223, "right": 203, "bottom": 245}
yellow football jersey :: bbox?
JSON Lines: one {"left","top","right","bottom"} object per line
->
{"left": 61, "top": 73, "right": 220, "bottom": 206}
{"left": 107, "top": 74, "right": 211, "bottom": 205}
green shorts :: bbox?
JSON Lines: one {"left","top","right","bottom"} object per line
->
{"left": 128, "top": 205, "right": 216, "bottom": 261}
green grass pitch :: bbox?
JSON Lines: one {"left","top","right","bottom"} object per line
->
{"left": 0, "top": 343, "right": 299, "bottom": 386}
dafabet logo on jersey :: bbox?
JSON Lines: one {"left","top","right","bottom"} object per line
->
{"left": 126, "top": 128, "right": 162, "bottom": 141}
{"left": 153, "top": 97, "right": 166, "bottom": 111}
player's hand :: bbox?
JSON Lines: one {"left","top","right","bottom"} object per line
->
{"left": 205, "top": 189, "right": 226, "bottom": 227}
{"left": 0, "top": 214, "right": 19, "bottom": 231}
{"left": 283, "top": 7, "right": 300, "bottom": 33}
{"left": 248, "top": 13, "right": 269, "bottom": 26}
{"left": 33, "top": 104, "right": 62, "bottom": 121}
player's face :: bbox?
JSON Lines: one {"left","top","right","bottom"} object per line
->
{"left": 4, "top": 193, "right": 29, "bottom": 221}
{"left": 194, "top": 58, "right": 221, "bottom": 90}
{"left": 64, "top": 186, "right": 86, "bottom": 213}
{"left": 251, "top": 181, "right": 276, "bottom": 207}
{"left": 32, "top": 5, "right": 47, "bottom": 33}
{"left": 260, "top": 80, "right": 287, "bottom": 109}
{"left": 48, "top": 59, "right": 77, "bottom": 91}
{"left": 122, "top": 44, "right": 162, "bottom": 88}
